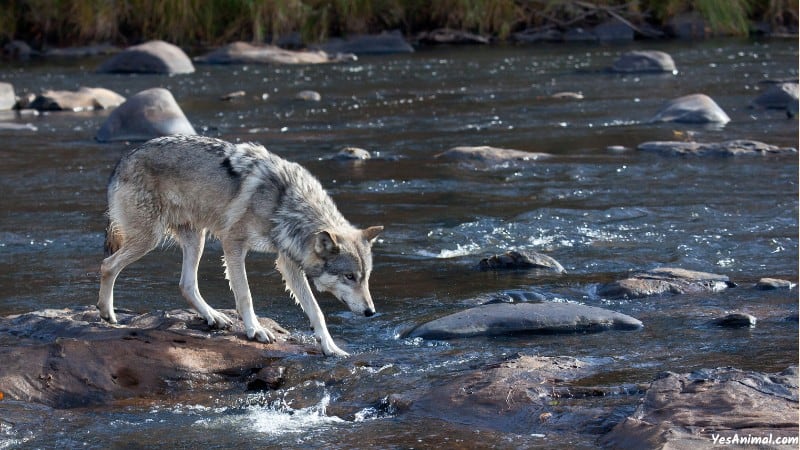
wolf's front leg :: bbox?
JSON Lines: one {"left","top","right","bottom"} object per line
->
{"left": 221, "top": 241, "right": 276, "bottom": 343}
{"left": 275, "top": 253, "right": 349, "bottom": 357}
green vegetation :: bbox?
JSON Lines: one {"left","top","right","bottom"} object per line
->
{"left": 1, "top": 0, "right": 797, "bottom": 48}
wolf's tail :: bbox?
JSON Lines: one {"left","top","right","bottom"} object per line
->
{"left": 104, "top": 218, "right": 122, "bottom": 257}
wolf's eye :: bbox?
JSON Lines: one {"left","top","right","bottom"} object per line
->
{"left": 344, "top": 273, "right": 356, "bottom": 281}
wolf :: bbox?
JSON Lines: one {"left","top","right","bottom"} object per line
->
{"left": 98, "top": 134, "right": 382, "bottom": 356}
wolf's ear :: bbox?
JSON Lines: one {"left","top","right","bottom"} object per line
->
{"left": 362, "top": 225, "right": 384, "bottom": 243}
{"left": 314, "top": 230, "right": 340, "bottom": 257}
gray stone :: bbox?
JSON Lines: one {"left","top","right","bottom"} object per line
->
{"left": 334, "top": 147, "right": 371, "bottom": 160}
{"left": 402, "top": 302, "right": 643, "bottom": 340}
{"left": 594, "top": 19, "right": 635, "bottom": 41}
{"left": 0, "top": 82, "right": 15, "bottom": 110}
{"left": 756, "top": 278, "right": 796, "bottom": 290}
{"left": 637, "top": 140, "right": 797, "bottom": 157}
{"left": 611, "top": 50, "right": 676, "bottom": 73}
{"left": 478, "top": 250, "right": 565, "bottom": 273}
{"left": 296, "top": 90, "right": 322, "bottom": 102}
{"left": 650, "top": 94, "right": 730, "bottom": 124}
{"left": 195, "top": 41, "right": 355, "bottom": 65}
{"left": 314, "top": 31, "right": 414, "bottom": 55}
{"left": 436, "top": 146, "right": 550, "bottom": 163}
{"left": 752, "top": 82, "right": 799, "bottom": 110}
{"left": 95, "top": 88, "right": 195, "bottom": 142}
{"left": 598, "top": 267, "right": 735, "bottom": 299}
{"left": 601, "top": 367, "right": 799, "bottom": 449}
{"left": 96, "top": 40, "right": 194, "bottom": 74}
{"left": 0, "top": 307, "right": 309, "bottom": 408}
{"left": 29, "top": 87, "right": 125, "bottom": 111}
{"left": 711, "top": 312, "right": 757, "bottom": 328}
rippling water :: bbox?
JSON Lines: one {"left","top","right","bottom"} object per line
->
{"left": 0, "top": 38, "right": 797, "bottom": 448}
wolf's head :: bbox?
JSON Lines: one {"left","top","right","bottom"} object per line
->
{"left": 308, "top": 226, "right": 383, "bottom": 317}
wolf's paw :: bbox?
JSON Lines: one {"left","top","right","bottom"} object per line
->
{"left": 205, "top": 309, "right": 234, "bottom": 329}
{"left": 247, "top": 324, "right": 276, "bottom": 344}
{"left": 97, "top": 306, "right": 118, "bottom": 324}
{"left": 320, "top": 339, "right": 350, "bottom": 357}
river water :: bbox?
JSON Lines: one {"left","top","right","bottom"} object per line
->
{"left": 0, "top": 38, "right": 797, "bottom": 448}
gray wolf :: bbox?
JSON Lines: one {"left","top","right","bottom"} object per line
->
{"left": 98, "top": 135, "right": 382, "bottom": 356}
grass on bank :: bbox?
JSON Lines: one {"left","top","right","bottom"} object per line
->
{"left": 1, "top": 0, "right": 797, "bottom": 48}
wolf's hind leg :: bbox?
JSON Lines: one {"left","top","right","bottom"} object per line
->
{"left": 98, "top": 234, "right": 157, "bottom": 324}
{"left": 177, "top": 228, "right": 233, "bottom": 329}
{"left": 221, "top": 239, "right": 275, "bottom": 343}
{"left": 276, "top": 253, "right": 349, "bottom": 357}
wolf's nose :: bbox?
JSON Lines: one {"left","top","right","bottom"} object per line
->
{"left": 364, "top": 309, "right": 375, "bottom": 317}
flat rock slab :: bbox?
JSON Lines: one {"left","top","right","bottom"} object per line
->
{"left": 478, "top": 250, "right": 565, "bottom": 273}
{"left": 638, "top": 139, "right": 797, "bottom": 156}
{"left": 601, "top": 366, "right": 799, "bottom": 449}
{"left": 403, "top": 302, "right": 642, "bottom": 340}
{"left": 29, "top": 87, "right": 125, "bottom": 111}
{"left": 0, "top": 307, "right": 311, "bottom": 408}
{"left": 649, "top": 93, "right": 730, "bottom": 124}
{"left": 436, "top": 146, "right": 550, "bottom": 163}
{"left": 598, "top": 267, "right": 735, "bottom": 299}
{"left": 611, "top": 50, "right": 676, "bottom": 73}
{"left": 195, "top": 41, "right": 354, "bottom": 64}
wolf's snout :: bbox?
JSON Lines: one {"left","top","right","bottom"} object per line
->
{"left": 364, "top": 308, "right": 375, "bottom": 317}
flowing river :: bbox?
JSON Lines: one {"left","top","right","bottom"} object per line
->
{"left": 0, "top": 38, "right": 797, "bottom": 448}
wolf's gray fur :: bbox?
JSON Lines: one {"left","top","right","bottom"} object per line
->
{"left": 98, "top": 135, "right": 382, "bottom": 356}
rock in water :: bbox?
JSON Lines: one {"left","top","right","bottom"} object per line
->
{"left": 611, "top": 50, "right": 676, "bottom": 73}
{"left": 96, "top": 40, "right": 194, "bottom": 74}
{"left": 95, "top": 88, "right": 195, "bottom": 142}
{"left": 649, "top": 94, "right": 730, "bottom": 124}
{"left": 637, "top": 140, "right": 797, "bottom": 156}
{"left": 403, "top": 302, "right": 642, "bottom": 340}
{"left": 478, "top": 250, "right": 565, "bottom": 273}
{"left": 436, "top": 146, "right": 549, "bottom": 163}
{"left": 598, "top": 267, "right": 735, "bottom": 299}
{"left": 29, "top": 87, "right": 125, "bottom": 111}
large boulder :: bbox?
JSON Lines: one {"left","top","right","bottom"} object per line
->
{"left": 650, "top": 94, "right": 730, "bottom": 124}
{"left": 751, "top": 82, "right": 799, "bottom": 110}
{"left": 0, "top": 82, "right": 15, "bottom": 110}
{"left": 598, "top": 267, "right": 735, "bottom": 299}
{"left": 0, "top": 307, "right": 310, "bottom": 408}
{"left": 637, "top": 139, "right": 797, "bottom": 157}
{"left": 194, "top": 41, "right": 355, "bottom": 64}
{"left": 95, "top": 88, "right": 195, "bottom": 142}
{"left": 436, "top": 146, "right": 550, "bottom": 163}
{"left": 403, "top": 302, "right": 643, "bottom": 340}
{"left": 611, "top": 50, "right": 676, "bottom": 73}
{"left": 29, "top": 87, "right": 125, "bottom": 111}
{"left": 96, "top": 40, "right": 194, "bottom": 74}
{"left": 313, "top": 32, "right": 414, "bottom": 55}
{"left": 601, "top": 367, "right": 799, "bottom": 449}
{"left": 478, "top": 250, "right": 565, "bottom": 273}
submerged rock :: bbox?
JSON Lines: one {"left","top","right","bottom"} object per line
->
{"left": 95, "top": 88, "right": 195, "bottom": 142}
{"left": 29, "top": 87, "right": 125, "bottom": 111}
{"left": 756, "top": 278, "right": 796, "bottom": 290}
{"left": 751, "top": 82, "right": 799, "bottom": 110}
{"left": 334, "top": 147, "right": 372, "bottom": 160}
{"left": 0, "top": 307, "right": 310, "bottom": 408}
{"left": 403, "top": 302, "right": 642, "bottom": 340}
{"left": 649, "top": 94, "right": 730, "bottom": 124}
{"left": 611, "top": 50, "right": 676, "bottom": 73}
{"left": 598, "top": 267, "right": 735, "bottom": 299}
{"left": 637, "top": 139, "right": 797, "bottom": 156}
{"left": 478, "top": 250, "right": 565, "bottom": 273}
{"left": 195, "top": 42, "right": 355, "bottom": 65}
{"left": 96, "top": 40, "right": 194, "bottom": 74}
{"left": 710, "top": 312, "right": 757, "bottom": 328}
{"left": 601, "top": 366, "right": 799, "bottom": 449}
{"left": 436, "top": 146, "right": 549, "bottom": 163}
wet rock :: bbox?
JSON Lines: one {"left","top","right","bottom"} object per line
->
{"left": 195, "top": 42, "right": 355, "bottom": 65}
{"left": 296, "top": 90, "right": 322, "bottom": 102}
{"left": 0, "top": 307, "right": 310, "bottom": 408}
{"left": 417, "top": 29, "right": 490, "bottom": 45}
{"left": 96, "top": 40, "right": 194, "bottom": 74}
{"left": 751, "top": 82, "right": 799, "bottom": 110}
{"left": 512, "top": 27, "right": 563, "bottom": 43}
{"left": 478, "top": 250, "right": 565, "bottom": 273}
{"left": 597, "top": 267, "right": 735, "bottom": 299}
{"left": 246, "top": 366, "right": 286, "bottom": 391}
{"left": 711, "top": 312, "right": 757, "bottom": 328}
{"left": 594, "top": 19, "right": 635, "bottom": 41}
{"left": 551, "top": 91, "right": 584, "bottom": 100}
{"left": 314, "top": 31, "right": 414, "bottom": 55}
{"left": 29, "top": 87, "right": 125, "bottom": 111}
{"left": 756, "top": 278, "right": 796, "bottom": 290}
{"left": 95, "top": 88, "right": 195, "bottom": 142}
{"left": 402, "top": 302, "right": 642, "bottom": 340}
{"left": 601, "top": 366, "right": 799, "bottom": 449}
{"left": 436, "top": 146, "right": 550, "bottom": 163}
{"left": 649, "top": 94, "right": 730, "bottom": 124}
{"left": 334, "top": 147, "right": 371, "bottom": 160}
{"left": 3, "top": 40, "right": 38, "bottom": 59}
{"left": 637, "top": 140, "right": 797, "bottom": 157}
{"left": 0, "top": 82, "right": 15, "bottom": 110}
{"left": 611, "top": 50, "right": 676, "bottom": 73}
